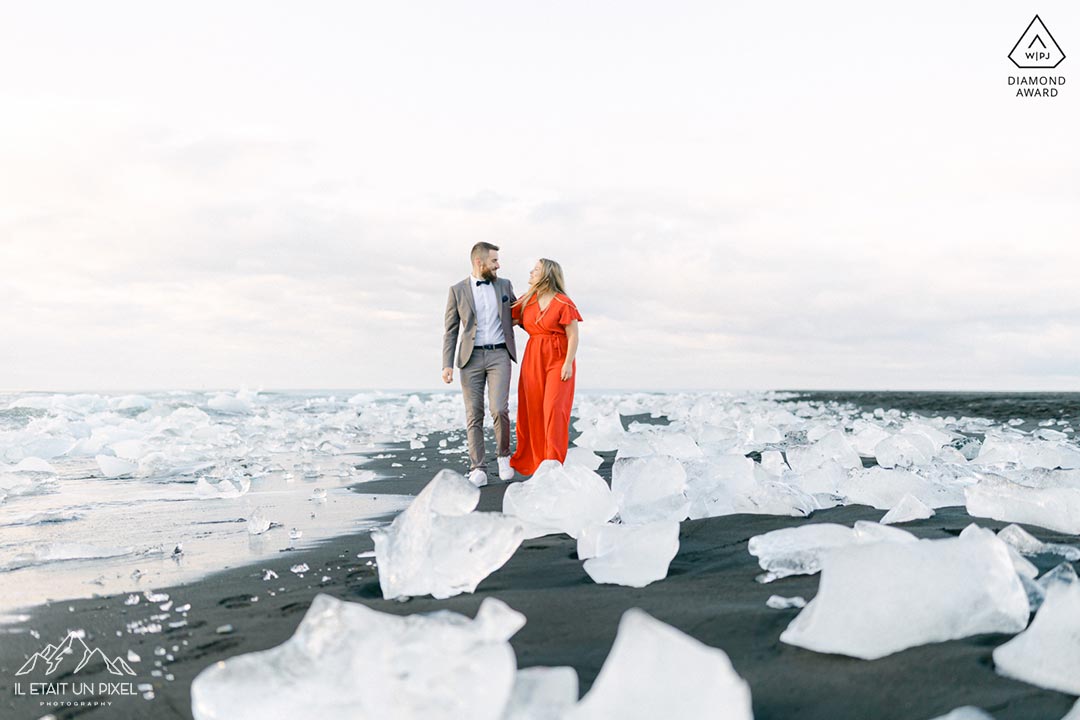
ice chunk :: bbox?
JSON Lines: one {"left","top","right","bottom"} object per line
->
{"left": 96, "top": 454, "right": 138, "bottom": 478}
{"left": 759, "top": 450, "right": 789, "bottom": 476}
{"left": 12, "top": 457, "right": 55, "bottom": 473}
{"left": 851, "top": 424, "right": 891, "bottom": 456}
{"left": 502, "top": 461, "right": 617, "bottom": 539}
{"left": 1037, "top": 562, "right": 1078, "bottom": 593}
{"left": 564, "top": 446, "right": 603, "bottom": 471}
{"left": 780, "top": 526, "right": 1029, "bottom": 659}
{"left": 682, "top": 454, "right": 818, "bottom": 520}
{"left": 873, "top": 433, "right": 935, "bottom": 468}
{"left": 1064, "top": 700, "right": 1080, "bottom": 720}
{"left": 501, "top": 666, "right": 578, "bottom": 720}
{"left": 374, "top": 470, "right": 525, "bottom": 599}
{"left": 572, "top": 412, "right": 626, "bottom": 452}
{"left": 246, "top": 508, "right": 271, "bottom": 535}
{"left": 840, "top": 466, "right": 965, "bottom": 510}
{"left": 997, "top": 524, "right": 1080, "bottom": 561}
{"left": 766, "top": 595, "right": 807, "bottom": 609}
{"left": 748, "top": 524, "right": 856, "bottom": 582}
{"left": 880, "top": 493, "right": 935, "bottom": 525}
{"left": 565, "top": 609, "right": 752, "bottom": 720}
{"left": 928, "top": 708, "right": 994, "bottom": 720}
{"left": 191, "top": 594, "right": 524, "bottom": 720}
{"left": 786, "top": 430, "right": 862, "bottom": 472}
{"left": 610, "top": 456, "right": 689, "bottom": 524}
{"left": 993, "top": 581, "right": 1080, "bottom": 695}
{"left": 194, "top": 476, "right": 250, "bottom": 499}
{"left": 578, "top": 521, "right": 679, "bottom": 588}
{"left": 966, "top": 476, "right": 1080, "bottom": 534}
{"left": 207, "top": 391, "right": 255, "bottom": 414}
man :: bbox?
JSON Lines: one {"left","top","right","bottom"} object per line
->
{"left": 442, "top": 242, "right": 518, "bottom": 486}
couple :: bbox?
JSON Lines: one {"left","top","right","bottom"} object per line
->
{"left": 442, "top": 242, "right": 583, "bottom": 487}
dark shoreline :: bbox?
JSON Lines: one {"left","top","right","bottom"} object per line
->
{"left": 1, "top": 422, "right": 1078, "bottom": 719}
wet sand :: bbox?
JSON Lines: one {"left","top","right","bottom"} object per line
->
{"left": 1, "top": 426, "right": 1077, "bottom": 720}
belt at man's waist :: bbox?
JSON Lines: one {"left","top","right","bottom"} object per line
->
{"left": 475, "top": 342, "right": 507, "bottom": 350}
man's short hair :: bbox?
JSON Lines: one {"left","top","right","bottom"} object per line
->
{"left": 471, "top": 242, "right": 500, "bottom": 263}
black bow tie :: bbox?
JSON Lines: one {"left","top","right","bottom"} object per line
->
{"left": 475, "top": 279, "right": 491, "bottom": 286}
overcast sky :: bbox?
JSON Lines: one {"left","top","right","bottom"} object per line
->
{"left": 1, "top": 1, "right": 1077, "bottom": 393}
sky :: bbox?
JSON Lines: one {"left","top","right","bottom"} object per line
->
{"left": 1, "top": 1, "right": 1078, "bottom": 393}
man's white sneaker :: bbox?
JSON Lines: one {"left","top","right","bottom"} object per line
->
{"left": 497, "top": 456, "right": 515, "bottom": 481}
{"left": 467, "top": 469, "right": 488, "bottom": 487}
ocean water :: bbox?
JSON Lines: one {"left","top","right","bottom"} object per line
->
{"left": 1, "top": 388, "right": 1077, "bottom": 620}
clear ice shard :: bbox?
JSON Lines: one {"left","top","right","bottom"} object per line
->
{"left": 766, "top": 595, "right": 807, "bottom": 610}
{"left": 879, "top": 493, "right": 935, "bottom": 525}
{"left": 502, "top": 461, "right": 617, "bottom": 539}
{"left": 993, "top": 581, "right": 1080, "bottom": 695}
{"left": 374, "top": 470, "right": 525, "bottom": 600}
{"left": 577, "top": 521, "right": 679, "bottom": 588}
{"left": 748, "top": 521, "right": 915, "bottom": 582}
{"left": 610, "top": 456, "right": 690, "bottom": 524}
{"left": 996, "top": 524, "right": 1080, "bottom": 561}
{"left": 501, "top": 666, "right": 579, "bottom": 720}
{"left": 780, "top": 525, "right": 1030, "bottom": 659}
{"left": 966, "top": 476, "right": 1080, "bottom": 534}
{"left": 565, "top": 609, "right": 753, "bottom": 720}
{"left": 191, "top": 594, "right": 525, "bottom": 720}
{"left": 748, "top": 523, "right": 858, "bottom": 582}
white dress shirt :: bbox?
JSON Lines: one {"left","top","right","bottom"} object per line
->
{"left": 470, "top": 275, "right": 506, "bottom": 346}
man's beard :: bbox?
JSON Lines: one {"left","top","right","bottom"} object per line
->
{"left": 481, "top": 267, "right": 498, "bottom": 281}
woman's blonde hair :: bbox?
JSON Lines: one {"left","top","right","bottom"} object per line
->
{"left": 515, "top": 258, "right": 566, "bottom": 312}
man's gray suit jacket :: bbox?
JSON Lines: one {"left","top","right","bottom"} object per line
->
{"left": 443, "top": 277, "right": 518, "bottom": 369}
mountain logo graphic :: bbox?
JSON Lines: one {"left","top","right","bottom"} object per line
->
{"left": 1009, "top": 15, "right": 1066, "bottom": 69}
{"left": 15, "top": 632, "right": 137, "bottom": 677}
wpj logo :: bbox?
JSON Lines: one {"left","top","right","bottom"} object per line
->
{"left": 16, "top": 631, "right": 136, "bottom": 677}
{"left": 1009, "top": 15, "right": 1065, "bottom": 68}
{"left": 1007, "top": 15, "right": 1067, "bottom": 98}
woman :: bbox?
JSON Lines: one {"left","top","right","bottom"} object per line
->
{"left": 510, "top": 258, "right": 582, "bottom": 476}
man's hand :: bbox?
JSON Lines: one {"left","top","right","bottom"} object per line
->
{"left": 560, "top": 363, "right": 573, "bottom": 381}
{"left": 442, "top": 367, "right": 454, "bottom": 384}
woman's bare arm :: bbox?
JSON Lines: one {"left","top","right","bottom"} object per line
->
{"left": 561, "top": 320, "right": 579, "bottom": 381}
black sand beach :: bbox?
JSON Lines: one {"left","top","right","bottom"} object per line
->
{"left": 1, "top": 411, "right": 1078, "bottom": 720}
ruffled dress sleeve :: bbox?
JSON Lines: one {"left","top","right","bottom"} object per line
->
{"left": 555, "top": 295, "right": 583, "bottom": 326}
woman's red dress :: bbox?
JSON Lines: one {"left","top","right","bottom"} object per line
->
{"left": 510, "top": 293, "right": 583, "bottom": 476}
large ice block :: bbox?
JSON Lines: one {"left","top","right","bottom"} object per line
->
{"left": 501, "top": 667, "right": 579, "bottom": 720}
{"left": 565, "top": 609, "right": 752, "bottom": 720}
{"left": 840, "top": 466, "right": 965, "bottom": 510}
{"left": 993, "top": 581, "right": 1080, "bottom": 695}
{"left": 780, "top": 526, "right": 1030, "bottom": 659}
{"left": 610, "top": 456, "right": 690, "bottom": 524}
{"left": 873, "top": 433, "right": 935, "bottom": 469}
{"left": 966, "top": 475, "right": 1080, "bottom": 534}
{"left": 191, "top": 594, "right": 525, "bottom": 720}
{"left": 786, "top": 430, "right": 862, "bottom": 473}
{"left": 502, "top": 461, "right": 617, "bottom": 539}
{"left": 578, "top": 521, "right": 680, "bottom": 588}
{"left": 374, "top": 470, "right": 525, "bottom": 600}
